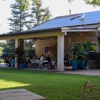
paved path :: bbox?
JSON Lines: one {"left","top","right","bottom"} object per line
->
{"left": 0, "top": 89, "right": 46, "bottom": 100}
{"left": 0, "top": 65, "right": 100, "bottom": 76}
{"left": 60, "top": 69, "right": 100, "bottom": 76}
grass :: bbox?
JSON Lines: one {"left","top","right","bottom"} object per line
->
{"left": 0, "top": 68, "right": 100, "bottom": 100}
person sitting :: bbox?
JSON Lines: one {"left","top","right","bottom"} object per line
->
{"left": 64, "top": 54, "right": 69, "bottom": 66}
{"left": 39, "top": 54, "right": 45, "bottom": 68}
{"left": 46, "top": 55, "right": 51, "bottom": 63}
{"left": 50, "top": 56, "right": 56, "bottom": 69}
{"left": 23, "top": 55, "right": 26, "bottom": 63}
{"left": 33, "top": 55, "right": 38, "bottom": 60}
{"left": 26, "top": 55, "right": 32, "bottom": 67}
{"left": 4, "top": 55, "right": 11, "bottom": 67}
{"left": 45, "top": 55, "right": 51, "bottom": 69}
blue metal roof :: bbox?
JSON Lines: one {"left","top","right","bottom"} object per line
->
{"left": 28, "top": 10, "right": 100, "bottom": 31}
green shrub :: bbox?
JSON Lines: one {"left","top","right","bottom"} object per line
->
{"left": 0, "top": 59, "right": 4, "bottom": 63}
{"left": 89, "top": 45, "right": 96, "bottom": 51}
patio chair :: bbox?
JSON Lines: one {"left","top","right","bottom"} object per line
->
{"left": 43, "top": 60, "right": 50, "bottom": 69}
{"left": 81, "top": 81, "right": 100, "bottom": 100}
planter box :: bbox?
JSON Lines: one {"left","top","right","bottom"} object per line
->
{"left": 19, "top": 63, "right": 26, "bottom": 69}
{"left": 79, "top": 60, "right": 86, "bottom": 69}
{"left": 71, "top": 60, "right": 78, "bottom": 70}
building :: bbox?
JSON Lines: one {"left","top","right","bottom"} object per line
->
{"left": 0, "top": 10, "right": 100, "bottom": 71}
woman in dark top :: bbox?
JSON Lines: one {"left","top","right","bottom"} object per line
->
{"left": 46, "top": 55, "right": 51, "bottom": 64}
{"left": 4, "top": 55, "right": 11, "bottom": 67}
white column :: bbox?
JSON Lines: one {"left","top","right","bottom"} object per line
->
{"left": 96, "top": 38, "right": 100, "bottom": 52}
{"left": 57, "top": 35, "right": 64, "bottom": 71}
{"left": 68, "top": 36, "right": 71, "bottom": 59}
{"left": 15, "top": 38, "right": 18, "bottom": 68}
{"left": 97, "top": 31, "right": 100, "bottom": 52}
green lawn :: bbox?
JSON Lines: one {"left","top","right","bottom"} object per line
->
{"left": 0, "top": 68, "right": 100, "bottom": 100}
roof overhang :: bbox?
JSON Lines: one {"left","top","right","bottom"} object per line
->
{"left": 61, "top": 26, "right": 98, "bottom": 33}
{"left": 0, "top": 27, "right": 61, "bottom": 37}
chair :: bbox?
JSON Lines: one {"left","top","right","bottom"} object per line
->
{"left": 81, "top": 81, "right": 100, "bottom": 100}
{"left": 43, "top": 60, "right": 50, "bottom": 69}
{"left": 34, "top": 60, "right": 39, "bottom": 68}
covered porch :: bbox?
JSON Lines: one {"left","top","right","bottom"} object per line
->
{"left": 0, "top": 27, "right": 100, "bottom": 71}
{"left": 0, "top": 30, "right": 65, "bottom": 71}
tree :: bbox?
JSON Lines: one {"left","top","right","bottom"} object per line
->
{"left": 6, "top": 39, "right": 15, "bottom": 54}
{"left": 0, "top": 47, "right": 4, "bottom": 57}
{"left": 3, "top": 0, "right": 30, "bottom": 10}
{"left": 31, "top": 0, "right": 51, "bottom": 26}
{"left": 7, "top": 0, "right": 33, "bottom": 53}
{"left": 8, "top": 0, "right": 32, "bottom": 32}
{"left": 68, "top": 0, "right": 100, "bottom": 6}
{"left": 23, "top": 0, "right": 52, "bottom": 56}
{"left": 0, "top": 41, "right": 7, "bottom": 55}
{"left": 84, "top": 0, "right": 100, "bottom": 6}
{"left": 24, "top": 39, "right": 36, "bottom": 56}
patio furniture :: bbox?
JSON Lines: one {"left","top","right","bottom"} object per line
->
{"left": 81, "top": 80, "right": 100, "bottom": 100}
{"left": 0, "top": 63, "right": 8, "bottom": 67}
{"left": 30, "top": 60, "right": 39, "bottom": 68}
{"left": 43, "top": 60, "right": 50, "bottom": 69}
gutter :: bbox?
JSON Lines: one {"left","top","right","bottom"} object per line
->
{"left": 0, "top": 27, "right": 61, "bottom": 37}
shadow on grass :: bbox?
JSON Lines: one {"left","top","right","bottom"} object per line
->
{"left": 0, "top": 68, "right": 100, "bottom": 100}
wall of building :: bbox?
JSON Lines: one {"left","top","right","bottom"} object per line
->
{"left": 36, "top": 37, "right": 57, "bottom": 57}
{"left": 36, "top": 31, "right": 98, "bottom": 58}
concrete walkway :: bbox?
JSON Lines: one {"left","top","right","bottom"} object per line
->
{"left": 61, "top": 69, "right": 100, "bottom": 76}
{"left": 0, "top": 89, "right": 46, "bottom": 100}
{"left": 0, "top": 65, "right": 100, "bottom": 76}
{"left": 25, "top": 68, "right": 100, "bottom": 76}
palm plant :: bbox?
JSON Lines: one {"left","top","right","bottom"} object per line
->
{"left": 68, "top": 39, "right": 92, "bottom": 69}
{"left": 68, "top": 39, "right": 92, "bottom": 60}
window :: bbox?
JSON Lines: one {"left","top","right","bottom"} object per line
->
{"left": 91, "top": 42, "right": 97, "bottom": 46}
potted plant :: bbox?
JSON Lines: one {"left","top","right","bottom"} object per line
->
{"left": 68, "top": 39, "right": 92, "bottom": 70}
{"left": 15, "top": 46, "right": 25, "bottom": 68}
{"left": 77, "top": 39, "right": 92, "bottom": 69}
{"left": 68, "top": 43, "right": 79, "bottom": 70}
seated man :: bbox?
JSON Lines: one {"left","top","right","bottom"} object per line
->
{"left": 4, "top": 55, "right": 11, "bottom": 67}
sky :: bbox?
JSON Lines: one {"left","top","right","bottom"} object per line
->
{"left": 0, "top": 0, "right": 100, "bottom": 33}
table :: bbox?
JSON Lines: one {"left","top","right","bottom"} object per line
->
{"left": 30, "top": 60, "right": 39, "bottom": 68}
{"left": 0, "top": 89, "right": 46, "bottom": 100}
{"left": 0, "top": 63, "right": 8, "bottom": 68}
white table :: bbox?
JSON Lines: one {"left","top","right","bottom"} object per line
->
{"left": 30, "top": 60, "right": 39, "bottom": 64}
{"left": 0, "top": 63, "right": 8, "bottom": 68}
{"left": 30, "top": 60, "right": 39, "bottom": 68}
{"left": 0, "top": 89, "right": 46, "bottom": 100}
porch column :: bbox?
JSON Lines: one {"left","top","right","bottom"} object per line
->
{"left": 57, "top": 35, "right": 64, "bottom": 71}
{"left": 96, "top": 38, "right": 100, "bottom": 52}
{"left": 97, "top": 30, "right": 100, "bottom": 52}
{"left": 68, "top": 36, "right": 71, "bottom": 59}
{"left": 15, "top": 38, "right": 18, "bottom": 68}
